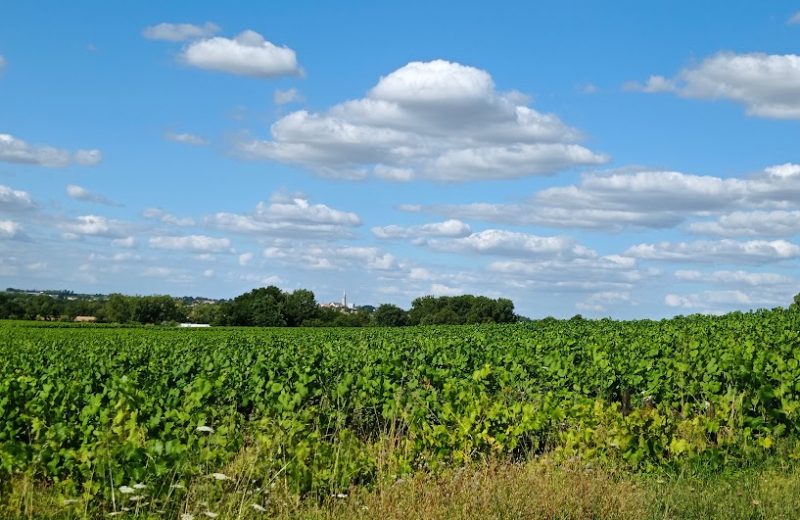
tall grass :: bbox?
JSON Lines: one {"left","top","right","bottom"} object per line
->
{"left": 5, "top": 456, "right": 800, "bottom": 519}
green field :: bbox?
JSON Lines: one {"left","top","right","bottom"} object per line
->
{"left": 3, "top": 310, "right": 800, "bottom": 518}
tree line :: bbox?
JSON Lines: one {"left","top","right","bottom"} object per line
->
{"left": 0, "top": 287, "right": 519, "bottom": 326}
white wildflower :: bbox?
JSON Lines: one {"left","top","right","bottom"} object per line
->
{"left": 63, "top": 498, "right": 80, "bottom": 505}
{"left": 196, "top": 425, "right": 215, "bottom": 433}
{"left": 203, "top": 512, "right": 219, "bottom": 519}
{"left": 118, "top": 485, "right": 135, "bottom": 494}
{"left": 180, "top": 515, "right": 195, "bottom": 520}
{"left": 133, "top": 483, "right": 147, "bottom": 490}
{"left": 129, "top": 495, "right": 146, "bottom": 502}
{"left": 251, "top": 504, "right": 267, "bottom": 512}
{"left": 170, "top": 482, "right": 186, "bottom": 489}
{"left": 332, "top": 493, "right": 348, "bottom": 498}
{"left": 210, "top": 472, "right": 230, "bottom": 481}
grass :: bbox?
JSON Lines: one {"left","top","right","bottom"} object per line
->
{"left": 5, "top": 457, "right": 800, "bottom": 520}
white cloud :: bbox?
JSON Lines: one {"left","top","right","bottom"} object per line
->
{"left": 625, "top": 239, "right": 800, "bottom": 264}
{"left": 207, "top": 194, "right": 360, "bottom": 238}
{"left": 0, "top": 54, "right": 6, "bottom": 72}
{"left": 576, "top": 291, "right": 631, "bottom": 312}
{"left": 430, "top": 283, "right": 463, "bottom": 297}
{"left": 164, "top": 131, "right": 208, "bottom": 146}
{"left": 0, "top": 134, "right": 101, "bottom": 167}
{"left": 111, "top": 236, "right": 137, "bottom": 248}
{"left": 675, "top": 269, "right": 792, "bottom": 286}
{"left": 73, "top": 149, "right": 102, "bottom": 166}
{"left": 0, "top": 184, "right": 35, "bottom": 212}
{"left": 142, "top": 22, "right": 219, "bottom": 41}
{"left": 88, "top": 251, "right": 141, "bottom": 263}
{"left": 238, "top": 252, "right": 254, "bottom": 266}
{"left": 262, "top": 242, "right": 397, "bottom": 272}
{"left": 273, "top": 87, "right": 303, "bottom": 105}
{"left": 424, "top": 164, "right": 800, "bottom": 231}
{"left": 488, "top": 254, "right": 646, "bottom": 292}
{"left": 0, "top": 220, "right": 20, "bottom": 239}
{"left": 427, "top": 229, "right": 594, "bottom": 259}
{"left": 373, "top": 164, "right": 415, "bottom": 182}
{"left": 58, "top": 215, "right": 128, "bottom": 238}
{"left": 66, "top": 184, "right": 119, "bottom": 206}
{"left": 143, "top": 266, "right": 173, "bottom": 278}
{"left": 203, "top": 268, "right": 214, "bottom": 277}
{"left": 372, "top": 219, "right": 471, "bottom": 240}
{"left": 665, "top": 290, "right": 752, "bottom": 310}
{"left": 237, "top": 59, "right": 608, "bottom": 181}
{"left": 689, "top": 210, "right": 800, "bottom": 237}
{"left": 788, "top": 11, "right": 800, "bottom": 25}
{"left": 630, "top": 52, "right": 800, "bottom": 119}
{"left": 143, "top": 208, "right": 195, "bottom": 227}
{"left": 181, "top": 30, "right": 301, "bottom": 78}
{"left": 149, "top": 235, "right": 231, "bottom": 253}
{"left": 623, "top": 75, "right": 676, "bottom": 93}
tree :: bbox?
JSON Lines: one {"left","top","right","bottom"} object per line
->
{"left": 283, "top": 289, "right": 319, "bottom": 326}
{"left": 372, "top": 304, "right": 408, "bottom": 326}
{"left": 408, "top": 294, "right": 517, "bottom": 325}
{"left": 188, "top": 303, "right": 224, "bottom": 325}
{"left": 228, "top": 286, "right": 287, "bottom": 326}
{"left": 105, "top": 294, "right": 133, "bottom": 323}
{"left": 132, "top": 295, "right": 184, "bottom": 324}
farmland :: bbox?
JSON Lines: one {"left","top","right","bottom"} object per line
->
{"left": 3, "top": 309, "right": 800, "bottom": 518}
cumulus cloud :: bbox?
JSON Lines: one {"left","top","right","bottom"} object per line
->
{"left": 111, "top": 236, "right": 137, "bottom": 248}
{"left": 181, "top": 30, "right": 301, "bottom": 78}
{"left": 0, "top": 220, "right": 20, "bottom": 239}
{"left": 424, "top": 229, "right": 595, "bottom": 259}
{"left": 263, "top": 242, "right": 397, "bottom": 272}
{"left": 0, "top": 185, "right": 36, "bottom": 212}
{"left": 149, "top": 234, "right": 231, "bottom": 253}
{"left": 576, "top": 291, "right": 632, "bottom": 313}
{"left": 372, "top": 219, "right": 471, "bottom": 240}
{"left": 0, "top": 134, "right": 101, "bottom": 167}
{"left": 674, "top": 269, "right": 792, "bottom": 286}
{"left": 164, "top": 131, "right": 208, "bottom": 146}
{"left": 665, "top": 290, "right": 752, "bottom": 310}
{"left": 689, "top": 210, "right": 800, "bottom": 237}
{"left": 66, "top": 184, "right": 119, "bottom": 206}
{"left": 488, "top": 254, "right": 646, "bottom": 292}
{"left": 207, "top": 194, "right": 360, "bottom": 239}
{"left": 670, "top": 269, "right": 797, "bottom": 313}
{"left": 58, "top": 215, "right": 128, "bottom": 238}
{"left": 73, "top": 149, "right": 102, "bottom": 166}
{"left": 423, "top": 163, "right": 800, "bottom": 231}
{"left": 790, "top": 12, "right": 800, "bottom": 25}
{"left": 629, "top": 52, "right": 800, "bottom": 119}
{"left": 430, "top": 283, "right": 463, "bottom": 297}
{"left": 238, "top": 252, "right": 254, "bottom": 266}
{"left": 143, "top": 208, "right": 195, "bottom": 227}
{"left": 273, "top": 87, "right": 303, "bottom": 105}
{"left": 625, "top": 239, "right": 800, "bottom": 264}
{"left": 237, "top": 59, "right": 608, "bottom": 181}
{"left": 143, "top": 22, "right": 219, "bottom": 41}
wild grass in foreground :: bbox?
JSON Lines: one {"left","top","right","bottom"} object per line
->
{"left": 5, "top": 459, "right": 800, "bottom": 520}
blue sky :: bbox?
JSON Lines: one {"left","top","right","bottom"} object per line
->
{"left": 2, "top": 1, "right": 800, "bottom": 318}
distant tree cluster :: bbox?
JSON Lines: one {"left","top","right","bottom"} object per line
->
{"left": 0, "top": 287, "right": 519, "bottom": 326}
{"left": 0, "top": 292, "right": 106, "bottom": 322}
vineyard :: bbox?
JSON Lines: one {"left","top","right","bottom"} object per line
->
{"left": 3, "top": 309, "right": 800, "bottom": 517}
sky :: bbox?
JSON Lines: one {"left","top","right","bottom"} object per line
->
{"left": 1, "top": 1, "right": 800, "bottom": 318}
